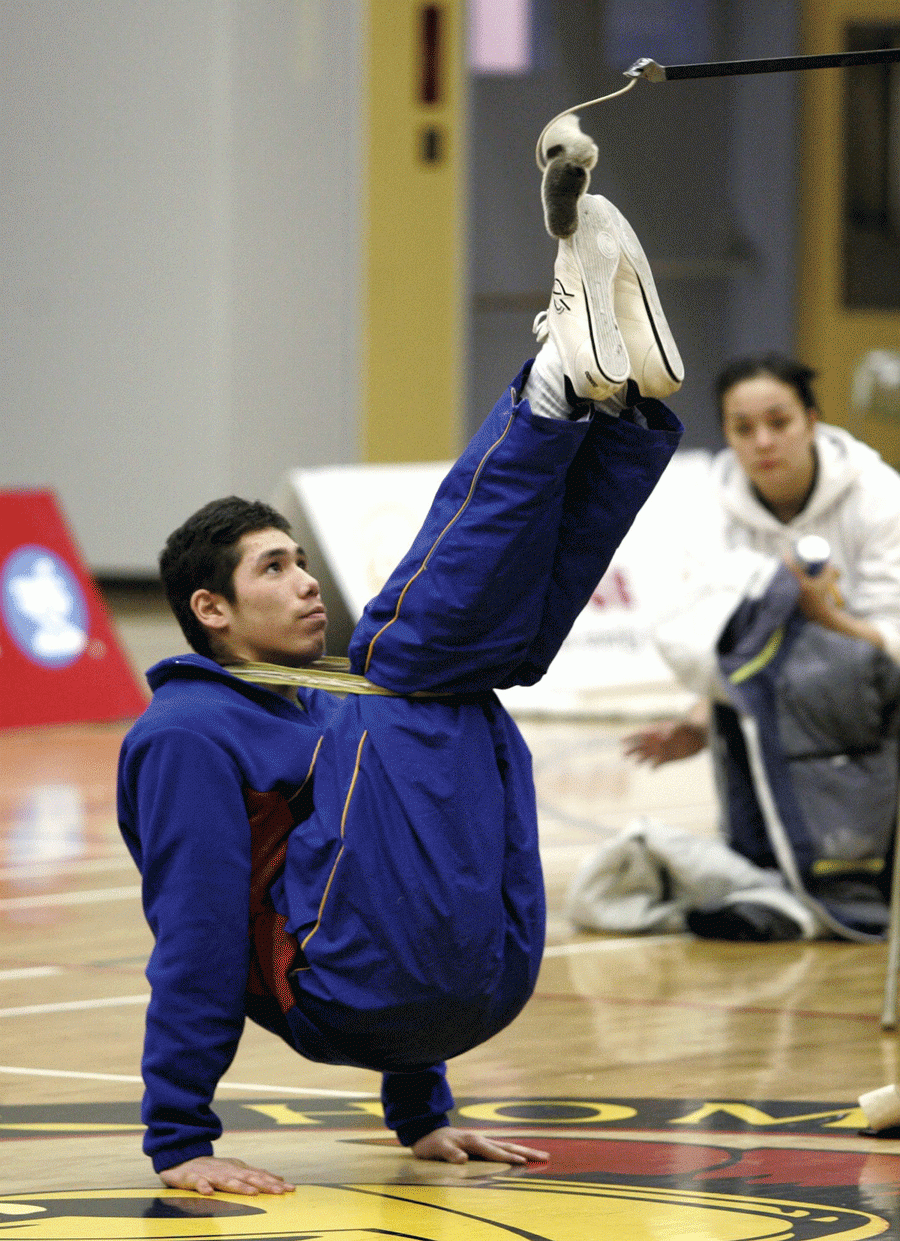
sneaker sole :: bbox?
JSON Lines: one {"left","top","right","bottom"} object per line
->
{"left": 569, "top": 197, "right": 630, "bottom": 388}
{"left": 603, "top": 197, "right": 684, "bottom": 386}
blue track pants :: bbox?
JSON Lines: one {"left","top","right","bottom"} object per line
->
{"left": 276, "top": 368, "right": 682, "bottom": 1070}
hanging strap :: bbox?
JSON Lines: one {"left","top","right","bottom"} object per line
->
{"left": 224, "top": 657, "right": 458, "bottom": 699}
{"left": 225, "top": 656, "right": 400, "bottom": 697}
{"left": 534, "top": 79, "right": 637, "bottom": 171}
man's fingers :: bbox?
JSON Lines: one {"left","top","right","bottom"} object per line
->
{"left": 229, "top": 1174, "right": 294, "bottom": 1195}
{"left": 496, "top": 1141, "right": 549, "bottom": 1161}
{"left": 224, "top": 1177, "right": 260, "bottom": 1195}
{"left": 193, "top": 1173, "right": 294, "bottom": 1196}
{"left": 466, "top": 1135, "right": 549, "bottom": 1163}
{"left": 413, "top": 1126, "right": 551, "bottom": 1166}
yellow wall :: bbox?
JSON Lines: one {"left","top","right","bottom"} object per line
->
{"left": 364, "top": 0, "right": 466, "bottom": 462}
{"left": 799, "top": 0, "right": 900, "bottom": 462}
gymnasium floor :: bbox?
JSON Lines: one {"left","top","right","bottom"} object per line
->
{"left": 1, "top": 586, "right": 899, "bottom": 1239}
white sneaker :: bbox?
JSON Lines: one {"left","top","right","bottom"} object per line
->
{"left": 538, "top": 195, "right": 630, "bottom": 401}
{"left": 605, "top": 197, "right": 684, "bottom": 399}
{"left": 535, "top": 194, "right": 684, "bottom": 402}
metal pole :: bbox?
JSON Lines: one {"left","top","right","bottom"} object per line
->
{"left": 626, "top": 47, "right": 900, "bottom": 84}
{"left": 621, "top": 38, "right": 900, "bottom": 1022}
{"left": 882, "top": 802, "right": 900, "bottom": 1029}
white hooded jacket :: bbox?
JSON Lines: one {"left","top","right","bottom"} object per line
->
{"left": 655, "top": 423, "right": 900, "bottom": 695}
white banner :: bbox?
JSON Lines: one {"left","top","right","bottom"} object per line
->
{"left": 274, "top": 449, "right": 713, "bottom": 718}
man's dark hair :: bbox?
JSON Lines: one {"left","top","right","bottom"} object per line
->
{"left": 714, "top": 353, "right": 819, "bottom": 422}
{"left": 159, "top": 496, "right": 292, "bottom": 658}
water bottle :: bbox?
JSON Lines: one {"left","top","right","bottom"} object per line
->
{"left": 794, "top": 534, "right": 831, "bottom": 576}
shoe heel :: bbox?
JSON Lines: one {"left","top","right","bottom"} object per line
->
{"left": 611, "top": 206, "right": 684, "bottom": 386}
{"left": 571, "top": 199, "right": 629, "bottom": 386}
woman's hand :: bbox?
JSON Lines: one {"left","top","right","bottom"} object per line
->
{"left": 622, "top": 715, "right": 709, "bottom": 768}
{"left": 788, "top": 557, "right": 885, "bottom": 651}
{"left": 788, "top": 558, "right": 844, "bottom": 625}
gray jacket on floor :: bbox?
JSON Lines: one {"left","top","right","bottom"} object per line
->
{"left": 712, "top": 564, "right": 900, "bottom": 940}
{"left": 567, "top": 565, "right": 900, "bottom": 941}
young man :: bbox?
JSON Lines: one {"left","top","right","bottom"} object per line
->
{"left": 117, "top": 178, "right": 684, "bottom": 1195}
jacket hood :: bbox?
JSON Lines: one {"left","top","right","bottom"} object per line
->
{"left": 713, "top": 423, "right": 884, "bottom": 533}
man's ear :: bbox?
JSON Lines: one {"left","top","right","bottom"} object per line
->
{"left": 190, "top": 588, "right": 231, "bottom": 634}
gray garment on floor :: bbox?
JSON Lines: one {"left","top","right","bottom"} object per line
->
{"left": 713, "top": 565, "right": 900, "bottom": 940}
{"left": 565, "top": 816, "right": 819, "bottom": 937}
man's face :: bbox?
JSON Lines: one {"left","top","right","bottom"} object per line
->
{"left": 202, "top": 527, "right": 328, "bottom": 666}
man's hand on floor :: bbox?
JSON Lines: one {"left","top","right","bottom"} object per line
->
{"left": 159, "top": 1155, "right": 296, "bottom": 1196}
{"left": 412, "top": 1127, "right": 549, "bottom": 1165}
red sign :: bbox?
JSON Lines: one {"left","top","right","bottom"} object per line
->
{"left": 0, "top": 490, "right": 148, "bottom": 728}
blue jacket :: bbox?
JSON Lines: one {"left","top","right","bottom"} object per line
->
{"left": 117, "top": 655, "right": 454, "bottom": 1173}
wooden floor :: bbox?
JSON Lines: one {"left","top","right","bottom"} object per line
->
{"left": 1, "top": 590, "right": 899, "bottom": 1238}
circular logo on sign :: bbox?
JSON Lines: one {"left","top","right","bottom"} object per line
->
{"left": 0, "top": 545, "right": 88, "bottom": 668}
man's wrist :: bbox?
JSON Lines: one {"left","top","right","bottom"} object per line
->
{"left": 396, "top": 1114, "right": 450, "bottom": 1148}
{"left": 152, "top": 1141, "right": 215, "bottom": 1175}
